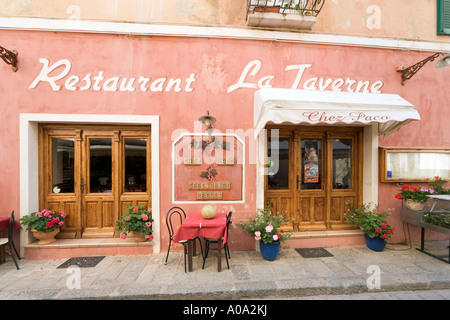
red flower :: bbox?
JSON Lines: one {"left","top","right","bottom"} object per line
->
{"left": 411, "top": 186, "right": 419, "bottom": 191}
{"left": 381, "top": 224, "right": 387, "bottom": 229}
{"left": 132, "top": 206, "right": 139, "bottom": 212}
{"left": 393, "top": 227, "right": 396, "bottom": 231}
{"left": 395, "top": 194, "right": 403, "bottom": 199}
{"left": 402, "top": 185, "right": 410, "bottom": 190}
{"left": 382, "top": 234, "right": 388, "bottom": 239}
{"left": 375, "top": 229, "right": 382, "bottom": 233}
{"left": 375, "top": 210, "right": 381, "bottom": 214}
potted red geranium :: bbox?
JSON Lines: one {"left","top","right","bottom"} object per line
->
{"left": 19, "top": 209, "right": 67, "bottom": 245}
{"left": 115, "top": 205, "right": 154, "bottom": 242}
{"left": 395, "top": 184, "right": 430, "bottom": 211}
{"left": 344, "top": 202, "right": 395, "bottom": 252}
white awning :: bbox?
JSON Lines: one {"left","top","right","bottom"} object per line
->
{"left": 254, "top": 88, "right": 421, "bottom": 138}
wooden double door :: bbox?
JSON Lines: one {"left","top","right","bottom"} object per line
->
{"left": 265, "top": 126, "right": 363, "bottom": 231}
{"left": 39, "top": 125, "right": 151, "bottom": 238}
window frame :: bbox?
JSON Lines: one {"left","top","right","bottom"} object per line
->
{"left": 438, "top": 0, "right": 450, "bottom": 35}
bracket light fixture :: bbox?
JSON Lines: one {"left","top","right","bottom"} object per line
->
{"left": 0, "top": 46, "right": 18, "bottom": 72}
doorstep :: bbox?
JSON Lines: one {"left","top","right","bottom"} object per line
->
{"left": 24, "top": 238, "right": 153, "bottom": 260}
{"left": 285, "top": 229, "right": 365, "bottom": 248}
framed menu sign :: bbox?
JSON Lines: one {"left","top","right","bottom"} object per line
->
{"left": 172, "top": 133, "right": 245, "bottom": 203}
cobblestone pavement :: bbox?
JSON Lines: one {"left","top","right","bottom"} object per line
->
{"left": 281, "top": 289, "right": 450, "bottom": 300}
{"left": 0, "top": 243, "right": 449, "bottom": 300}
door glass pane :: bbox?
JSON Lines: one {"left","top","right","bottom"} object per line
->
{"left": 301, "top": 139, "right": 322, "bottom": 190}
{"left": 267, "top": 138, "right": 289, "bottom": 190}
{"left": 89, "top": 138, "right": 112, "bottom": 193}
{"left": 52, "top": 138, "right": 74, "bottom": 193}
{"left": 125, "top": 138, "right": 147, "bottom": 192}
{"left": 333, "top": 138, "right": 352, "bottom": 189}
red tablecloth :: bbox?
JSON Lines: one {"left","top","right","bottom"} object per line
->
{"left": 0, "top": 217, "right": 20, "bottom": 230}
{"left": 173, "top": 212, "right": 228, "bottom": 244}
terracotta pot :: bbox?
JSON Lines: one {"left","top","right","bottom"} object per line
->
{"left": 31, "top": 228, "right": 59, "bottom": 245}
{"left": 405, "top": 199, "right": 425, "bottom": 211}
{"left": 131, "top": 231, "right": 147, "bottom": 242}
{"left": 254, "top": 5, "right": 280, "bottom": 13}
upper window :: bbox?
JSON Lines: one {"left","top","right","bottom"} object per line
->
{"left": 438, "top": 0, "right": 450, "bottom": 35}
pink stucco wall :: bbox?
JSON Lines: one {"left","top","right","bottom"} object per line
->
{"left": 1, "top": 30, "right": 449, "bottom": 250}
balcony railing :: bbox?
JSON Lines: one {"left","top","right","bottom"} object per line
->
{"left": 247, "top": 0, "right": 325, "bottom": 17}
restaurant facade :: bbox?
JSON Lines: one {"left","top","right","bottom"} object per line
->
{"left": 0, "top": 13, "right": 449, "bottom": 259}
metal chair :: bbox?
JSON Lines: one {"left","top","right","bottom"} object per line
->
{"left": 202, "top": 211, "right": 232, "bottom": 270}
{"left": 0, "top": 211, "right": 21, "bottom": 270}
{"left": 164, "top": 207, "right": 203, "bottom": 273}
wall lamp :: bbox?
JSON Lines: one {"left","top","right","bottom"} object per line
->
{"left": 0, "top": 46, "right": 18, "bottom": 72}
{"left": 198, "top": 111, "right": 216, "bottom": 138}
{"left": 398, "top": 52, "right": 449, "bottom": 85}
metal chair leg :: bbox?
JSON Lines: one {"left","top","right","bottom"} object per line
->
{"left": 8, "top": 243, "right": 19, "bottom": 270}
{"left": 165, "top": 239, "right": 172, "bottom": 265}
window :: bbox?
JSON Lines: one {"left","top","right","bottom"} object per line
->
{"left": 379, "top": 148, "right": 450, "bottom": 182}
{"left": 438, "top": 0, "right": 450, "bottom": 35}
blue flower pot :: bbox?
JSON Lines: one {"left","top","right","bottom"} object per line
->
{"left": 260, "top": 241, "right": 281, "bottom": 261}
{"left": 364, "top": 234, "right": 387, "bottom": 252}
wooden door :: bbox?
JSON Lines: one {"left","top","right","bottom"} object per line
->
{"left": 39, "top": 125, "right": 151, "bottom": 238}
{"left": 265, "top": 126, "right": 362, "bottom": 231}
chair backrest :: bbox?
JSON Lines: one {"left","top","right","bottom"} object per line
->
{"left": 166, "top": 207, "right": 186, "bottom": 239}
{"left": 8, "top": 211, "right": 15, "bottom": 241}
{"left": 225, "top": 211, "right": 232, "bottom": 239}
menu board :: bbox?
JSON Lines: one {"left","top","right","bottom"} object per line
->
{"left": 173, "top": 134, "right": 244, "bottom": 202}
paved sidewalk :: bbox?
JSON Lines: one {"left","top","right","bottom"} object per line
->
{"left": 0, "top": 243, "right": 449, "bottom": 300}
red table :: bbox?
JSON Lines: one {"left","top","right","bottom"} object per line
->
{"left": 0, "top": 216, "right": 21, "bottom": 264}
{"left": 173, "top": 212, "right": 228, "bottom": 272}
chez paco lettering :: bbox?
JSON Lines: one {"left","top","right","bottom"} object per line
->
{"left": 302, "top": 111, "right": 390, "bottom": 122}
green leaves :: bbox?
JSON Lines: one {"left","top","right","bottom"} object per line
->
{"left": 115, "top": 205, "right": 153, "bottom": 238}
{"left": 239, "top": 207, "right": 293, "bottom": 244}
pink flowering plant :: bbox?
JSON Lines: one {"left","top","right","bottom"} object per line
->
{"left": 239, "top": 207, "right": 292, "bottom": 244}
{"left": 344, "top": 202, "right": 395, "bottom": 242}
{"left": 19, "top": 209, "right": 66, "bottom": 232}
{"left": 115, "top": 205, "right": 154, "bottom": 240}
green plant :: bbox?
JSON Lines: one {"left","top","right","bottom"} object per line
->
{"left": 423, "top": 211, "right": 450, "bottom": 229}
{"left": 344, "top": 202, "right": 395, "bottom": 242}
{"left": 115, "top": 205, "right": 154, "bottom": 240}
{"left": 239, "top": 207, "right": 292, "bottom": 244}
{"left": 19, "top": 209, "right": 66, "bottom": 232}
{"left": 427, "top": 176, "right": 449, "bottom": 194}
{"left": 395, "top": 184, "right": 430, "bottom": 203}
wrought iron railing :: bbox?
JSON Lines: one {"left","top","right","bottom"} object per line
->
{"left": 247, "top": 0, "right": 325, "bottom": 17}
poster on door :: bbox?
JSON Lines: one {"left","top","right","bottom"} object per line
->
{"left": 304, "top": 161, "right": 319, "bottom": 183}
{"left": 304, "top": 142, "right": 319, "bottom": 183}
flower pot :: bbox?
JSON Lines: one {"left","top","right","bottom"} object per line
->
{"left": 259, "top": 241, "right": 281, "bottom": 261}
{"left": 254, "top": 5, "right": 281, "bottom": 13}
{"left": 131, "top": 231, "right": 147, "bottom": 242}
{"left": 364, "top": 234, "right": 387, "bottom": 252}
{"left": 405, "top": 199, "right": 425, "bottom": 211}
{"left": 31, "top": 228, "right": 59, "bottom": 245}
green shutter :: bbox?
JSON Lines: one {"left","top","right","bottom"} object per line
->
{"left": 438, "top": 0, "right": 450, "bottom": 35}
